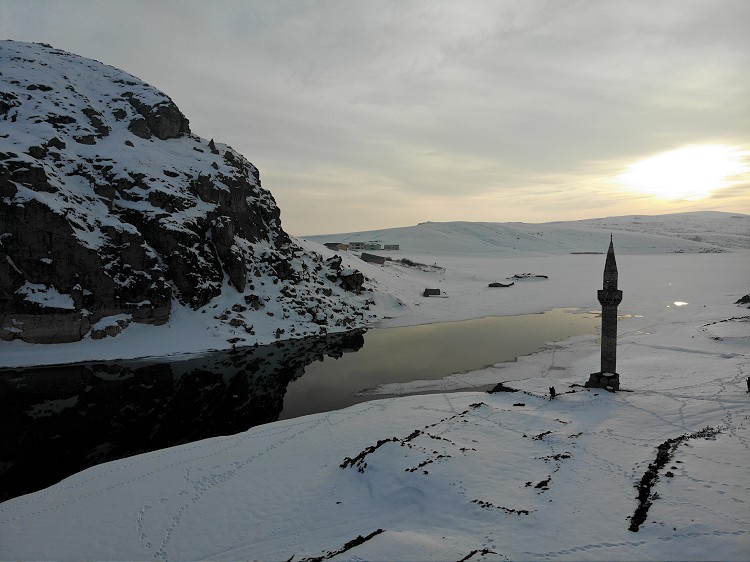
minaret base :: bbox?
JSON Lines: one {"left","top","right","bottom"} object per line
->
{"left": 586, "top": 371, "right": 620, "bottom": 392}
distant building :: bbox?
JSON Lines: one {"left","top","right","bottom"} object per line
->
{"left": 324, "top": 242, "right": 348, "bottom": 251}
{"left": 361, "top": 252, "right": 386, "bottom": 265}
{"left": 346, "top": 240, "right": 397, "bottom": 251}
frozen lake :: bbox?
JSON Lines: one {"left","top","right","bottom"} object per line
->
{"left": 0, "top": 308, "right": 596, "bottom": 501}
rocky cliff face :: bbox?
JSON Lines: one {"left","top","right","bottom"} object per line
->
{"left": 0, "top": 41, "right": 370, "bottom": 346}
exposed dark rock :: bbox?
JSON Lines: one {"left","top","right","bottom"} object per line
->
{"left": 319, "top": 256, "right": 364, "bottom": 293}
{"left": 298, "top": 528, "right": 385, "bottom": 562}
{"left": 122, "top": 91, "right": 190, "bottom": 140}
{"left": 458, "top": 548, "right": 501, "bottom": 561}
{"left": 487, "top": 382, "right": 518, "bottom": 393}
{"left": 629, "top": 426, "right": 721, "bottom": 532}
{"left": 5, "top": 160, "right": 55, "bottom": 192}
{"left": 341, "top": 430, "right": 422, "bottom": 472}
{"left": 532, "top": 430, "right": 552, "bottom": 440}
{"left": 90, "top": 317, "right": 130, "bottom": 339}
{"left": 82, "top": 107, "right": 110, "bottom": 137}
{"left": 339, "top": 270, "right": 364, "bottom": 293}
{"left": 127, "top": 117, "right": 151, "bottom": 139}
{"left": 27, "top": 145, "right": 46, "bottom": 159}
{"left": 45, "top": 113, "right": 76, "bottom": 128}
{"left": 26, "top": 83, "right": 53, "bottom": 91}
{"left": 0, "top": 91, "right": 20, "bottom": 115}
{"left": 73, "top": 134, "right": 97, "bottom": 145}
{"left": 47, "top": 137, "right": 65, "bottom": 150}
{"left": 534, "top": 476, "right": 551, "bottom": 488}
{"left": 326, "top": 255, "right": 343, "bottom": 271}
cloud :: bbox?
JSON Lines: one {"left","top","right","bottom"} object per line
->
{"left": 2, "top": 0, "right": 749, "bottom": 233}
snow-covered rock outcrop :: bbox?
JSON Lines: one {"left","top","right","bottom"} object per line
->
{"left": 0, "top": 41, "right": 371, "bottom": 344}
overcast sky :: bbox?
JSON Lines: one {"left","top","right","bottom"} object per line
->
{"left": 3, "top": 0, "right": 749, "bottom": 234}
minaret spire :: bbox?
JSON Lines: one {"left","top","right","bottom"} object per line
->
{"left": 587, "top": 235, "right": 623, "bottom": 391}
{"left": 603, "top": 234, "right": 618, "bottom": 290}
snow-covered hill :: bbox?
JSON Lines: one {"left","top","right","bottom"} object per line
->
{"left": 1, "top": 41, "right": 373, "bottom": 351}
{"left": 308, "top": 211, "right": 750, "bottom": 255}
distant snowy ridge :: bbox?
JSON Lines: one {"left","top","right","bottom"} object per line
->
{"left": 308, "top": 211, "right": 750, "bottom": 255}
{"left": 0, "top": 41, "right": 373, "bottom": 347}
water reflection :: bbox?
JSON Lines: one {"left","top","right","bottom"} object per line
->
{"left": 0, "top": 331, "right": 364, "bottom": 502}
{"left": 282, "top": 308, "right": 597, "bottom": 419}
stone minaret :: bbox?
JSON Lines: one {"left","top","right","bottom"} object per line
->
{"left": 587, "top": 235, "right": 623, "bottom": 390}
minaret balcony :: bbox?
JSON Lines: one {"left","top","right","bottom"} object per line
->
{"left": 598, "top": 289, "right": 623, "bottom": 306}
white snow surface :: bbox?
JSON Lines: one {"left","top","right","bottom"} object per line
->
{"left": 14, "top": 281, "right": 75, "bottom": 310}
{"left": 309, "top": 211, "right": 750, "bottom": 255}
{"left": 1, "top": 214, "right": 749, "bottom": 560}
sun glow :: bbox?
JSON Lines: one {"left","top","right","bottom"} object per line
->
{"left": 616, "top": 145, "right": 748, "bottom": 200}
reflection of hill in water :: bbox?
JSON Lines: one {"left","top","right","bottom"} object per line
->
{"left": 0, "top": 331, "right": 364, "bottom": 502}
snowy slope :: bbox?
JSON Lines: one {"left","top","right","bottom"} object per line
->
{"left": 308, "top": 211, "right": 750, "bottom": 255}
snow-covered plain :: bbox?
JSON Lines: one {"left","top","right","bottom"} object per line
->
{"left": 1, "top": 213, "right": 749, "bottom": 560}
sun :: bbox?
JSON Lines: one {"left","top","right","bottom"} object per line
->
{"left": 616, "top": 144, "right": 748, "bottom": 200}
